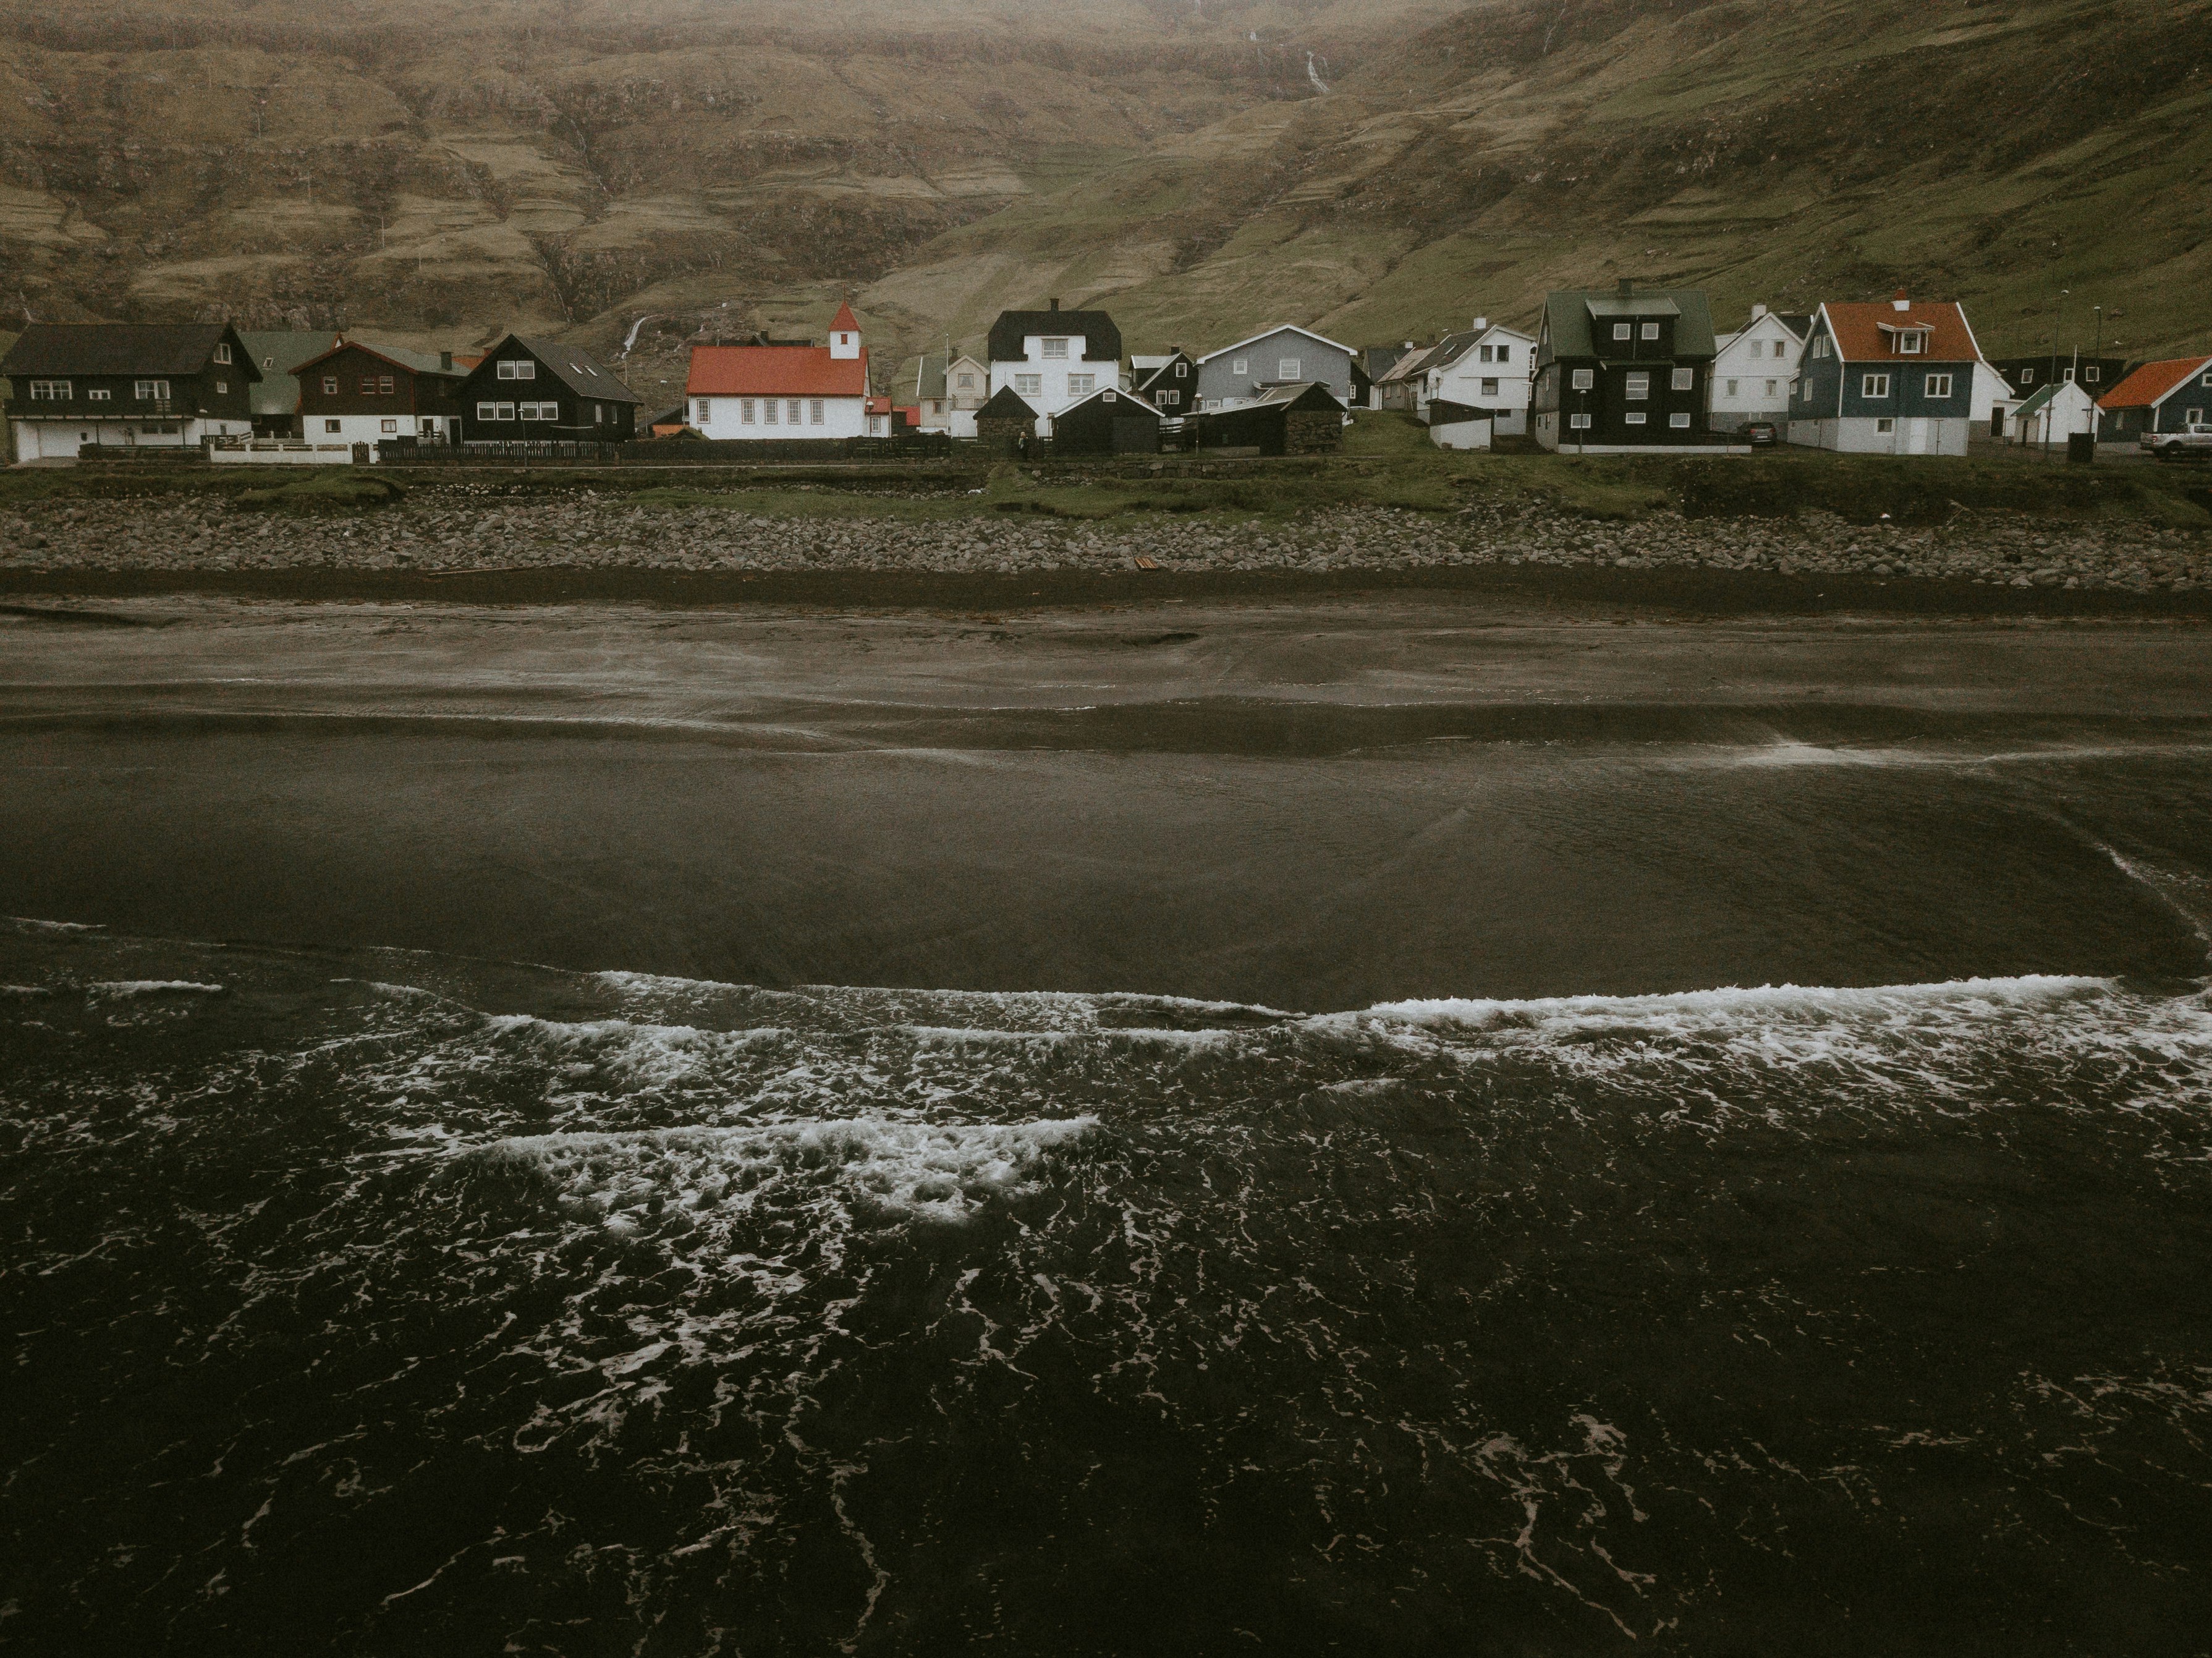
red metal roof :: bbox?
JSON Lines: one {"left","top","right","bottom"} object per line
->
{"left": 2098, "top": 355, "right": 2212, "bottom": 410}
{"left": 686, "top": 345, "right": 868, "bottom": 398}
{"left": 831, "top": 302, "right": 860, "bottom": 334}
{"left": 1821, "top": 298, "right": 1979, "bottom": 362}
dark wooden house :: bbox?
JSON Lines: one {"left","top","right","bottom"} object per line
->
{"left": 1991, "top": 354, "right": 2131, "bottom": 399}
{"left": 1189, "top": 381, "right": 1345, "bottom": 456}
{"left": 2, "top": 323, "right": 259, "bottom": 461}
{"left": 1132, "top": 350, "right": 1197, "bottom": 414}
{"left": 1530, "top": 282, "right": 1718, "bottom": 451}
{"left": 1051, "top": 385, "right": 1163, "bottom": 454}
{"left": 456, "top": 334, "right": 641, "bottom": 444}
{"left": 295, "top": 340, "right": 472, "bottom": 449}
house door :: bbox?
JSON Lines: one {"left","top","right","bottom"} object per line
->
{"left": 39, "top": 425, "right": 87, "bottom": 459}
{"left": 1991, "top": 409, "right": 2004, "bottom": 438}
{"left": 1902, "top": 419, "right": 1930, "bottom": 455}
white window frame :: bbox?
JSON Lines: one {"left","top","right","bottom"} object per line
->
{"left": 1014, "top": 374, "right": 1042, "bottom": 397}
{"left": 496, "top": 360, "right": 536, "bottom": 381}
{"left": 27, "top": 379, "right": 70, "bottom": 401}
{"left": 1611, "top": 324, "right": 1631, "bottom": 342}
{"left": 321, "top": 376, "right": 338, "bottom": 394}
{"left": 521, "top": 401, "right": 558, "bottom": 422}
{"left": 1041, "top": 338, "right": 1069, "bottom": 360}
{"left": 1640, "top": 322, "right": 1660, "bottom": 341}
{"left": 1813, "top": 336, "right": 1831, "bottom": 359}
{"left": 1671, "top": 367, "right": 1693, "bottom": 391}
{"left": 787, "top": 399, "right": 802, "bottom": 425}
{"left": 1067, "top": 373, "right": 1096, "bottom": 397}
{"left": 2189, "top": 408, "right": 2207, "bottom": 425}
{"left": 1863, "top": 373, "right": 1892, "bottom": 398}
{"left": 1876, "top": 417, "right": 1896, "bottom": 433}
{"left": 213, "top": 342, "right": 232, "bottom": 364}
{"left": 1569, "top": 412, "right": 1592, "bottom": 430}
{"left": 133, "top": 379, "right": 170, "bottom": 401}
{"left": 1897, "top": 333, "right": 1924, "bottom": 355}
{"left": 1925, "top": 373, "right": 1954, "bottom": 398}
{"left": 1625, "top": 372, "right": 1650, "bottom": 401}
{"left": 87, "top": 387, "right": 111, "bottom": 402}
{"left": 2085, "top": 366, "right": 2100, "bottom": 383}
{"left": 763, "top": 399, "right": 779, "bottom": 425}
{"left": 1570, "top": 368, "right": 1595, "bottom": 392}
{"left": 477, "top": 401, "right": 514, "bottom": 421}
{"left": 1278, "top": 358, "right": 1300, "bottom": 380}
{"left": 1624, "top": 412, "right": 1647, "bottom": 425}
{"left": 2020, "top": 368, "right": 2036, "bottom": 385}
{"left": 1669, "top": 412, "right": 1690, "bottom": 428}
{"left": 1232, "top": 358, "right": 1249, "bottom": 376}
{"left": 1480, "top": 378, "right": 1500, "bottom": 396}
{"left": 809, "top": 399, "right": 824, "bottom": 425}
{"left": 695, "top": 399, "right": 713, "bottom": 425}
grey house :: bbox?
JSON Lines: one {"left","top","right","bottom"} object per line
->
{"left": 1194, "top": 326, "right": 1358, "bottom": 409}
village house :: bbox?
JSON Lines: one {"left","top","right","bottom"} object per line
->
{"left": 1052, "top": 385, "right": 1164, "bottom": 454}
{"left": 1, "top": 322, "right": 259, "bottom": 461}
{"left": 2096, "top": 354, "right": 2212, "bottom": 441}
{"left": 1360, "top": 346, "right": 1407, "bottom": 409}
{"left": 239, "top": 330, "right": 342, "bottom": 437}
{"left": 1194, "top": 325, "right": 1358, "bottom": 410}
{"left": 1787, "top": 292, "right": 1983, "bottom": 455}
{"left": 1991, "top": 353, "right": 2130, "bottom": 399}
{"left": 295, "top": 339, "right": 472, "bottom": 451}
{"left": 1132, "top": 350, "right": 1197, "bottom": 414}
{"left": 1422, "top": 318, "right": 1535, "bottom": 436}
{"left": 2001, "top": 378, "right": 2102, "bottom": 446}
{"left": 457, "top": 333, "right": 640, "bottom": 444}
{"left": 912, "top": 350, "right": 989, "bottom": 436}
{"left": 683, "top": 304, "right": 868, "bottom": 440}
{"left": 1707, "top": 305, "right": 1808, "bottom": 432}
{"left": 986, "top": 300, "right": 1123, "bottom": 434}
{"left": 1530, "top": 283, "right": 1719, "bottom": 452}
{"left": 1373, "top": 342, "right": 1438, "bottom": 413}
{"left": 1189, "top": 382, "right": 1345, "bottom": 456}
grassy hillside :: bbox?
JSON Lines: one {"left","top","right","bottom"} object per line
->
{"left": 1, "top": 0, "right": 2205, "bottom": 402}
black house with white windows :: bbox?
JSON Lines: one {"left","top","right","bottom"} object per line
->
{"left": 2, "top": 323, "right": 260, "bottom": 461}
{"left": 1530, "top": 281, "right": 1720, "bottom": 452}
{"left": 456, "top": 334, "right": 642, "bottom": 444}
{"left": 1132, "top": 349, "right": 1197, "bottom": 414}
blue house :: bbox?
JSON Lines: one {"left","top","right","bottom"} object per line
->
{"left": 1788, "top": 292, "right": 1985, "bottom": 456}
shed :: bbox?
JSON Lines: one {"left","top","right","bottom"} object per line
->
{"left": 974, "top": 384, "right": 1038, "bottom": 450}
{"left": 1427, "top": 399, "right": 1493, "bottom": 451}
{"left": 1189, "top": 381, "right": 1344, "bottom": 456}
{"left": 1050, "top": 385, "right": 1162, "bottom": 455}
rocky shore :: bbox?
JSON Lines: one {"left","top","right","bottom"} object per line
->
{"left": 3, "top": 489, "right": 2206, "bottom": 593}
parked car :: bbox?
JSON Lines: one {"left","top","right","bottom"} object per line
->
{"left": 2141, "top": 422, "right": 2212, "bottom": 460}
{"left": 1742, "top": 420, "right": 1779, "bottom": 447}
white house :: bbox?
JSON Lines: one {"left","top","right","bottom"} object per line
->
{"left": 2003, "top": 379, "right": 2101, "bottom": 446}
{"left": 915, "top": 351, "right": 989, "bottom": 436}
{"left": 986, "top": 300, "right": 1123, "bottom": 435}
{"left": 1422, "top": 318, "right": 1535, "bottom": 435}
{"left": 684, "top": 303, "right": 871, "bottom": 439}
{"left": 1708, "top": 305, "right": 1808, "bottom": 432}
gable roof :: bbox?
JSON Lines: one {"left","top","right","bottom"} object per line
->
{"left": 1375, "top": 343, "right": 1441, "bottom": 385}
{"left": 237, "top": 329, "right": 342, "bottom": 417}
{"left": 687, "top": 344, "right": 868, "bottom": 399}
{"left": 830, "top": 302, "right": 860, "bottom": 334}
{"left": 1057, "top": 384, "right": 1163, "bottom": 422}
{"left": 1195, "top": 324, "right": 1357, "bottom": 367}
{"left": 1199, "top": 381, "right": 1345, "bottom": 417}
{"left": 986, "top": 307, "right": 1122, "bottom": 364}
{"left": 977, "top": 384, "right": 1036, "bottom": 419}
{"left": 1816, "top": 299, "right": 1980, "bottom": 363}
{"left": 1542, "top": 288, "right": 1718, "bottom": 360}
{"left": 2012, "top": 381, "right": 2083, "bottom": 419}
{"left": 1, "top": 322, "right": 261, "bottom": 380}
{"left": 468, "top": 334, "right": 643, "bottom": 403}
{"left": 297, "top": 338, "right": 467, "bottom": 380}
{"left": 916, "top": 354, "right": 947, "bottom": 400}
{"left": 2098, "top": 355, "right": 2212, "bottom": 410}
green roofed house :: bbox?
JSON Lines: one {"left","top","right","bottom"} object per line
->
{"left": 238, "top": 330, "right": 342, "bottom": 437}
{"left": 1530, "top": 281, "right": 1720, "bottom": 453}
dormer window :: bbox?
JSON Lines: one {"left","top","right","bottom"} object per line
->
{"left": 1897, "top": 333, "right": 1923, "bottom": 354}
{"left": 1640, "top": 322, "right": 1659, "bottom": 341}
{"left": 1042, "top": 338, "right": 1069, "bottom": 359}
{"left": 1612, "top": 324, "right": 1631, "bottom": 342}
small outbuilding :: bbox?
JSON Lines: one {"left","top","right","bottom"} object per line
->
{"left": 974, "top": 384, "right": 1038, "bottom": 451}
{"left": 1049, "top": 385, "right": 1163, "bottom": 455}
{"left": 1427, "top": 398, "right": 1493, "bottom": 451}
{"left": 1190, "top": 381, "right": 1345, "bottom": 456}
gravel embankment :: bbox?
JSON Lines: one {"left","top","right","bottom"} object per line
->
{"left": 3, "top": 491, "right": 2207, "bottom": 592}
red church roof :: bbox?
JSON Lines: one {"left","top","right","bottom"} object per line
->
{"left": 2099, "top": 355, "right": 2212, "bottom": 410}
{"left": 1820, "top": 297, "right": 1980, "bottom": 363}
{"left": 831, "top": 302, "right": 860, "bottom": 333}
{"left": 685, "top": 345, "right": 868, "bottom": 398}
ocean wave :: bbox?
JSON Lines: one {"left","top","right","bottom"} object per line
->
{"left": 84, "top": 979, "right": 228, "bottom": 998}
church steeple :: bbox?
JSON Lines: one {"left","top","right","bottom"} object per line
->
{"left": 829, "top": 302, "right": 861, "bottom": 361}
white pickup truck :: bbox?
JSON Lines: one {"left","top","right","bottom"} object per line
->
{"left": 2140, "top": 422, "right": 2212, "bottom": 459}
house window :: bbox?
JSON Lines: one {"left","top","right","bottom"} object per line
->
{"left": 2020, "top": 368, "right": 2036, "bottom": 385}
{"left": 1772, "top": 341, "right": 1786, "bottom": 359}
{"left": 1175, "top": 362, "right": 1187, "bottom": 377}
{"left": 1014, "top": 374, "right": 1042, "bottom": 396}
{"left": 1670, "top": 412, "right": 1690, "bottom": 428}
{"left": 1925, "top": 373, "right": 1954, "bottom": 398}
{"left": 1641, "top": 323, "right": 1659, "bottom": 341}
{"left": 477, "top": 401, "right": 514, "bottom": 421}
{"left": 1042, "top": 338, "right": 1068, "bottom": 359}
{"left": 2062, "top": 367, "right": 2075, "bottom": 383}
{"left": 809, "top": 399, "right": 824, "bottom": 425}
{"left": 1624, "top": 412, "right": 1648, "bottom": 425}
{"left": 763, "top": 399, "right": 778, "bottom": 425}
{"left": 1497, "top": 344, "right": 1512, "bottom": 363}
{"left": 381, "top": 418, "right": 398, "bottom": 434}
{"left": 215, "top": 380, "right": 227, "bottom": 394}
{"left": 1612, "top": 324, "right": 1631, "bottom": 342}
{"left": 380, "top": 376, "right": 394, "bottom": 395}
{"left": 496, "top": 360, "right": 535, "bottom": 380}
{"left": 1863, "top": 373, "right": 1892, "bottom": 397}
{"left": 1899, "top": 333, "right": 1925, "bottom": 354}
{"left": 1813, "top": 336, "right": 1831, "bottom": 359}
{"left": 1164, "top": 390, "right": 1180, "bottom": 407}
{"left": 1765, "top": 380, "right": 1778, "bottom": 396}
{"left": 322, "top": 376, "right": 337, "bottom": 394}
{"left": 1068, "top": 373, "right": 1096, "bottom": 396}
{"left": 2085, "top": 367, "right": 2100, "bottom": 383}
{"left": 213, "top": 342, "right": 232, "bottom": 364}
{"left": 2189, "top": 408, "right": 2207, "bottom": 425}
{"left": 1481, "top": 378, "right": 1499, "bottom": 396}
{"left": 1876, "top": 417, "right": 1896, "bottom": 433}
{"left": 1726, "top": 379, "right": 1740, "bottom": 396}
{"left": 787, "top": 399, "right": 803, "bottom": 425}
{"left": 1278, "top": 359, "right": 1300, "bottom": 380}
{"left": 2202, "top": 373, "right": 2212, "bottom": 386}
{"left": 594, "top": 404, "right": 604, "bottom": 425}
{"left": 1625, "top": 373, "right": 1650, "bottom": 400}
{"left": 1571, "top": 369, "right": 1594, "bottom": 391}
{"left": 27, "top": 379, "right": 70, "bottom": 400}
{"left": 1672, "top": 368, "right": 1693, "bottom": 391}
{"left": 360, "top": 378, "right": 378, "bottom": 395}
{"left": 87, "top": 388, "right": 111, "bottom": 402}
{"left": 1569, "top": 413, "right": 1591, "bottom": 430}
{"left": 521, "top": 401, "right": 557, "bottom": 421}
{"left": 1232, "top": 358, "right": 1249, "bottom": 376}
{"left": 326, "top": 419, "right": 342, "bottom": 433}
{"left": 957, "top": 373, "right": 975, "bottom": 390}
{"left": 134, "top": 380, "right": 170, "bottom": 401}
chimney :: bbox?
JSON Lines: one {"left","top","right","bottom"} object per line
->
{"left": 1750, "top": 304, "right": 1768, "bottom": 320}
{"left": 1892, "top": 289, "right": 1911, "bottom": 312}
{"left": 1048, "top": 297, "right": 1060, "bottom": 312}
{"left": 439, "top": 350, "right": 453, "bottom": 371}
{"left": 1617, "top": 277, "right": 1634, "bottom": 297}
{"left": 1472, "top": 315, "right": 1488, "bottom": 332}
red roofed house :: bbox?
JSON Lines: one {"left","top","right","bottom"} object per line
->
{"left": 685, "top": 304, "right": 870, "bottom": 440}
{"left": 1787, "top": 292, "right": 1986, "bottom": 455}
{"left": 2097, "top": 354, "right": 2212, "bottom": 443}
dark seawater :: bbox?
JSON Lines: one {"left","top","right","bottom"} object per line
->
{"left": 4, "top": 601, "right": 2212, "bottom": 1654}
